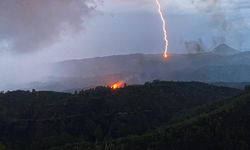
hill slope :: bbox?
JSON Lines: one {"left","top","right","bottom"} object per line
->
{"left": 0, "top": 81, "right": 242, "bottom": 150}
{"left": 33, "top": 45, "right": 250, "bottom": 91}
{"left": 69, "top": 88, "right": 250, "bottom": 150}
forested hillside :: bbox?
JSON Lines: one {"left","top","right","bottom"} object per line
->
{"left": 56, "top": 87, "right": 250, "bottom": 150}
{"left": 0, "top": 81, "right": 243, "bottom": 150}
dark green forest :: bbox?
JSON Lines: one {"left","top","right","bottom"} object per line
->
{"left": 0, "top": 81, "right": 248, "bottom": 150}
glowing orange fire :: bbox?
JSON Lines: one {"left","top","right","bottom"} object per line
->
{"left": 111, "top": 81, "right": 125, "bottom": 89}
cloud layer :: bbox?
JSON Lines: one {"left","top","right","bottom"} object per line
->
{"left": 0, "top": 0, "right": 249, "bottom": 54}
{"left": 0, "top": 0, "right": 100, "bottom": 53}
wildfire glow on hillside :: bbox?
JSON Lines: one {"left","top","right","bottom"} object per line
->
{"left": 111, "top": 81, "right": 125, "bottom": 89}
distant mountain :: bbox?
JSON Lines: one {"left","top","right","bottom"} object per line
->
{"left": 31, "top": 44, "right": 250, "bottom": 91}
{"left": 211, "top": 44, "right": 240, "bottom": 55}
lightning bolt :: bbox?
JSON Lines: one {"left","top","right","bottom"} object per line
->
{"left": 155, "top": 0, "right": 169, "bottom": 58}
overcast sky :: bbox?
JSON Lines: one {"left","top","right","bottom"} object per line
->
{"left": 1, "top": 0, "right": 250, "bottom": 59}
{"left": 0, "top": 0, "right": 250, "bottom": 88}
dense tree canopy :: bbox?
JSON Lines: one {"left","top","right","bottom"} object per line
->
{"left": 0, "top": 81, "right": 243, "bottom": 150}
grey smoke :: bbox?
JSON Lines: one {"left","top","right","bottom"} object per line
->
{"left": 212, "top": 36, "right": 226, "bottom": 46}
{"left": 185, "top": 38, "right": 206, "bottom": 53}
{"left": 191, "top": 0, "right": 247, "bottom": 45}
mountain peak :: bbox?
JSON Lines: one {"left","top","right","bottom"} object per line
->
{"left": 212, "top": 44, "right": 239, "bottom": 55}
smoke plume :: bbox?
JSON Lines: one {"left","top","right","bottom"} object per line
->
{"left": 185, "top": 38, "right": 206, "bottom": 53}
{"left": 191, "top": 0, "right": 247, "bottom": 45}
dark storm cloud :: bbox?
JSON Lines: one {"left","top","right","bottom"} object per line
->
{"left": 0, "top": 0, "right": 101, "bottom": 53}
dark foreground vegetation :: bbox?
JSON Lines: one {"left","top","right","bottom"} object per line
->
{"left": 0, "top": 81, "right": 247, "bottom": 150}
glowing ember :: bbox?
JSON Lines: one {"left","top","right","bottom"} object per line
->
{"left": 111, "top": 81, "right": 125, "bottom": 89}
{"left": 163, "top": 53, "right": 168, "bottom": 58}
